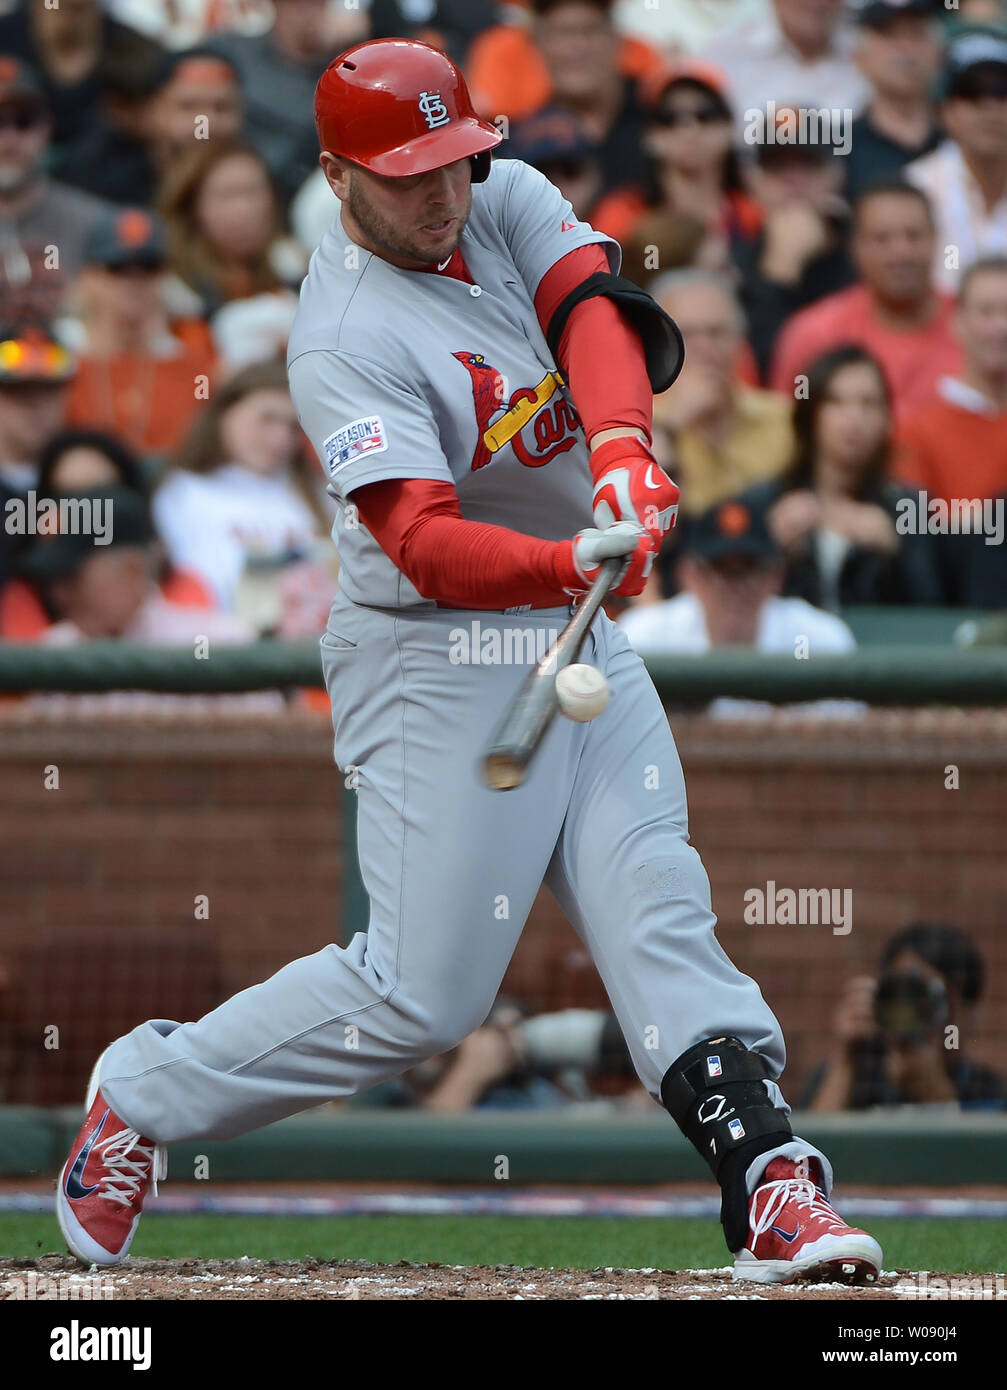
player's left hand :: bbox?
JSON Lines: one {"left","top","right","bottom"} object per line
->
{"left": 590, "top": 436, "right": 680, "bottom": 547}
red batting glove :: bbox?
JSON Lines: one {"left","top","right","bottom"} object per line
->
{"left": 590, "top": 436, "right": 680, "bottom": 547}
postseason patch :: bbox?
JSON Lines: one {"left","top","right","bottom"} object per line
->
{"left": 322, "top": 415, "right": 388, "bottom": 477}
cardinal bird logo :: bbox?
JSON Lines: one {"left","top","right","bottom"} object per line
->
{"left": 452, "top": 351, "right": 580, "bottom": 471}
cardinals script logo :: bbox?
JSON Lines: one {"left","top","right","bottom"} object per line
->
{"left": 453, "top": 352, "right": 581, "bottom": 470}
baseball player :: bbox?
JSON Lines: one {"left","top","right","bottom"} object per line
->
{"left": 57, "top": 40, "right": 882, "bottom": 1286}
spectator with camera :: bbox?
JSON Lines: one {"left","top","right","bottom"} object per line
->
{"left": 804, "top": 922, "right": 1006, "bottom": 1111}
{"left": 357, "top": 999, "right": 635, "bottom": 1111}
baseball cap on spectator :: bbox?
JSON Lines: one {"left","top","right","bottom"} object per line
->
{"left": 750, "top": 103, "right": 845, "bottom": 168}
{"left": 940, "top": 26, "right": 1007, "bottom": 100}
{"left": 19, "top": 486, "right": 155, "bottom": 581}
{"left": 82, "top": 208, "right": 167, "bottom": 271}
{"left": 151, "top": 46, "right": 242, "bottom": 96}
{"left": 531, "top": 0, "right": 612, "bottom": 12}
{"left": 642, "top": 60, "right": 732, "bottom": 114}
{"left": 0, "top": 323, "right": 75, "bottom": 385}
{"left": 679, "top": 498, "right": 779, "bottom": 563}
{"left": 503, "top": 106, "right": 599, "bottom": 167}
{"left": 850, "top": 0, "right": 938, "bottom": 27}
{"left": 0, "top": 55, "right": 47, "bottom": 114}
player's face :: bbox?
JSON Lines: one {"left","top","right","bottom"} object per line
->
{"left": 342, "top": 159, "right": 473, "bottom": 268}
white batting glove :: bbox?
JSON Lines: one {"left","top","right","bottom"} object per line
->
{"left": 570, "top": 521, "right": 656, "bottom": 598}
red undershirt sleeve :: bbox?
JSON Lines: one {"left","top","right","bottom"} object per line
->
{"left": 352, "top": 477, "right": 579, "bottom": 609}
{"left": 534, "top": 245, "right": 653, "bottom": 445}
{"left": 349, "top": 245, "right": 656, "bottom": 609}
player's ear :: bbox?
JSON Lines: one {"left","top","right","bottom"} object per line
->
{"left": 320, "top": 150, "right": 350, "bottom": 199}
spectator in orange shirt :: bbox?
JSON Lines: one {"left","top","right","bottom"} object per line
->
{"left": 591, "top": 63, "right": 763, "bottom": 268}
{"left": 474, "top": 0, "right": 659, "bottom": 196}
{"left": 896, "top": 256, "right": 1007, "bottom": 607}
{"left": 64, "top": 208, "right": 216, "bottom": 462}
{"left": 467, "top": 0, "right": 664, "bottom": 129}
{"left": 770, "top": 182, "right": 963, "bottom": 421}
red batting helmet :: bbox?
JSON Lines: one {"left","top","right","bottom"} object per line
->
{"left": 314, "top": 39, "right": 503, "bottom": 182}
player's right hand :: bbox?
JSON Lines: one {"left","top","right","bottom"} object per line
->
{"left": 569, "top": 521, "right": 656, "bottom": 598}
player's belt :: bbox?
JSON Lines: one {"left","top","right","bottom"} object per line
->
{"left": 435, "top": 599, "right": 576, "bottom": 615}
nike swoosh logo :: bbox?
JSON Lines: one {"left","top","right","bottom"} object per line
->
{"left": 644, "top": 465, "right": 662, "bottom": 490}
{"left": 769, "top": 1223, "right": 800, "bottom": 1242}
{"left": 64, "top": 1108, "right": 110, "bottom": 1200}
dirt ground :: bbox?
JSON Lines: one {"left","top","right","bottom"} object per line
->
{"left": 0, "top": 1253, "right": 969, "bottom": 1300}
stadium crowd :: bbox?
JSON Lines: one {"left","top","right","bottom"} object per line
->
{"left": 0, "top": 0, "right": 1005, "bottom": 668}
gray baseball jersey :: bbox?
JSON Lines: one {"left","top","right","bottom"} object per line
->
{"left": 286, "top": 159, "right": 616, "bottom": 608}
{"left": 98, "top": 157, "right": 825, "bottom": 1209}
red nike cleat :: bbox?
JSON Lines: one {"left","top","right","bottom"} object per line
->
{"left": 732, "top": 1156, "right": 882, "bottom": 1285}
{"left": 57, "top": 1055, "right": 166, "bottom": 1267}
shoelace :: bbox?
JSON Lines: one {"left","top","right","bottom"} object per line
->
{"left": 95, "top": 1129, "right": 167, "bottom": 1207}
{"left": 749, "top": 1178, "right": 847, "bottom": 1241}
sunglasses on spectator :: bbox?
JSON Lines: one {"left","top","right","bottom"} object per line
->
{"left": 652, "top": 103, "right": 727, "bottom": 129}
{"left": 0, "top": 104, "right": 44, "bottom": 131}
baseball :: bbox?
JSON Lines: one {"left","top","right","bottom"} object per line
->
{"left": 555, "top": 663, "right": 611, "bottom": 722}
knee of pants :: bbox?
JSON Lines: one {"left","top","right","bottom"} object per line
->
{"left": 378, "top": 991, "right": 498, "bottom": 1061}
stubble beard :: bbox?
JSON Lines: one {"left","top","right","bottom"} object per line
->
{"left": 346, "top": 176, "right": 471, "bottom": 266}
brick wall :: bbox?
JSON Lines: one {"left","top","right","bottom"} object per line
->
{"left": 2, "top": 707, "right": 1005, "bottom": 1104}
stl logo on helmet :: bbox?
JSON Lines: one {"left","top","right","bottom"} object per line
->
{"left": 453, "top": 352, "right": 581, "bottom": 471}
{"left": 417, "top": 91, "right": 451, "bottom": 130}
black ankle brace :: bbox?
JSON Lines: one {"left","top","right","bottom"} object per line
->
{"left": 660, "top": 1036, "right": 793, "bottom": 1252}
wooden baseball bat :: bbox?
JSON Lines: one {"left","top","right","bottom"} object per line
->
{"left": 482, "top": 557, "right": 622, "bottom": 791}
